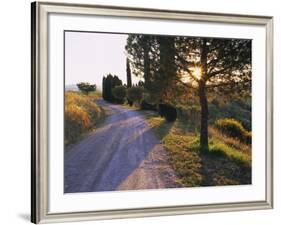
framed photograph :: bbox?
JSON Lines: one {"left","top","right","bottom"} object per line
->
{"left": 31, "top": 1, "right": 273, "bottom": 223}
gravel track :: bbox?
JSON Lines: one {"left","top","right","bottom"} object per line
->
{"left": 64, "top": 100, "right": 180, "bottom": 193}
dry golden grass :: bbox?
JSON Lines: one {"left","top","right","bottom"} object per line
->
{"left": 65, "top": 91, "right": 104, "bottom": 145}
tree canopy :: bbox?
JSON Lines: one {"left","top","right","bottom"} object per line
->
{"left": 126, "top": 34, "right": 251, "bottom": 150}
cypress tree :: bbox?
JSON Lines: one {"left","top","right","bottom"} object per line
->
{"left": 126, "top": 58, "right": 132, "bottom": 88}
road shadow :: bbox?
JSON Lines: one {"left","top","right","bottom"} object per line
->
{"left": 65, "top": 119, "right": 174, "bottom": 193}
{"left": 199, "top": 151, "right": 252, "bottom": 186}
{"left": 150, "top": 119, "right": 175, "bottom": 140}
{"left": 89, "top": 118, "right": 176, "bottom": 192}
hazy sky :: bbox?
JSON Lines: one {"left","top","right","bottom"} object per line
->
{"left": 65, "top": 32, "right": 140, "bottom": 89}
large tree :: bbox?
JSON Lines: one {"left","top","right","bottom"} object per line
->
{"left": 126, "top": 35, "right": 177, "bottom": 103}
{"left": 126, "top": 35, "right": 251, "bottom": 151}
{"left": 126, "top": 35, "right": 158, "bottom": 91}
{"left": 102, "top": 74, "right": 122, "bottom": 102}
{"left": 175, "top": 37, "right": 251, "bottom": 150}
{"left": 156, "top": 36, "right": 177, "bottom": 101}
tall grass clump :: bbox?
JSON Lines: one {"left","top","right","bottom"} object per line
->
{"left": 65, "top": 91, "right": 104, "bottom": 144}
{"left": 215, "top": 118, "right": 251, "bottom": 144}
{"left": 65, "top": 104, "right": 91, "bottom": 143}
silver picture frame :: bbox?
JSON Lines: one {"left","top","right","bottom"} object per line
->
{"left": 31, "top": 1, "right": 273, "bottom": 223}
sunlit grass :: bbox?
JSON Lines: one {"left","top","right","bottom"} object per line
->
{"left": 209, "top": 126, "right": 251, "bottom": 156}
{"left": 187, "top": 137, "right": 251, "bottom": 167}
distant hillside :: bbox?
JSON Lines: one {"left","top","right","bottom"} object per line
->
{"left": 65, "top": 84, "right": 79, "bottom": 92}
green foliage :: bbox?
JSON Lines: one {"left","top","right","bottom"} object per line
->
{"left": 112, "top": 85, "right": 127, "bottom": 104}
{"left": 127, "top": 86, "right": 144, "bottom": 105}
{"left": 126, "top": 35, "right": 177, "bottom": 103}
{"left": 76, "top": 82, "right": 96, "bottom": 95}
{"left": 215, "top": 118, "right": 251, "bottom": 144}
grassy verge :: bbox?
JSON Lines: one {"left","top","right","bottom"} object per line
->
{"left": 88, "top": 90, "right": 102, "bottom": 100}
{"left": 142, "top": 111, "right": 251, "bottom": 187}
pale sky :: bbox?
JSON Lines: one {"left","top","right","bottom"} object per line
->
{"left": 65, "top": 31, "right": 141, "bottom": 90}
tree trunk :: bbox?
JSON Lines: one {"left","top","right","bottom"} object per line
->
{"left": 199, "top": 81, "right": 209, "bottom": 151}
{"left": 143, "top": 37, "right": 151, "bottom": 89}
{"left": 158, "top": 36, "right": 176, "bottom": 103}
{"left": 126, "top": 58, "right": 132, "bottom": 88}
{"left": 199, "top": 38, "right": 209, "bottom": 151}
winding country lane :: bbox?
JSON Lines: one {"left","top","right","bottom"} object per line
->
{"left": 64, "top": 99, "right": 180, "bottom": 193}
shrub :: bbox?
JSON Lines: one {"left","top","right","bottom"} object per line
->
{"left": 215, "top": 118, "right": 251, "bottom": 144}
{"left": 112, "top": 85, "right": 127, "bottom": 104}
{"left": 127, "top": 87, "right": 144, "bottom": 105}
{"left": 65, "top": 104, "right": 91, "bottom": 143}
{"left": 127, "top": 99, "right": 133, "bottom": 106}
{"left": 177, "top": 105, "right": 200, "bottom": 130}
{"left": 77, "top": 82, "right": 96, "bottom": 95}
{"left": 158, "top": 104, "right": 177, "bottom": 122}
{"left": 140, "top": 99, "right": 157, "bottom": 111}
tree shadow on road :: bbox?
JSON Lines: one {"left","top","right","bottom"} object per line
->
{"left": 64, "top": 112, "right": 175, "bottom": 193}
{"left": 88, "top": 124, "right": 171, "bottom": 192}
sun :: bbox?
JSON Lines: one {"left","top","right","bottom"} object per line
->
{"left": 192, "top": 67, "right": 202, "bottom": 80}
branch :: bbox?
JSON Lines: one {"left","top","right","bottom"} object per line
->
{"left": 207, "top": 55, "right": 250, "bottom": 79}
{"left": 207, "top": 64, "right": 234, "bottom": 79}
{"left": 206, "top": 82, "right": 235, "bottom": 88}
{"left": 175, "top": 52, "right": 199, "bottom": 82}
{"left": 206, "top": 79, "right": 250, "bottom": 88}
{"left": 176, "top": 78, "right": 197, "bottom": 90}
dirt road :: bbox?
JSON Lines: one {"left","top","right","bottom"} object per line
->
{"left": 64, "top": 100, "right": 180, "bottom": 193}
